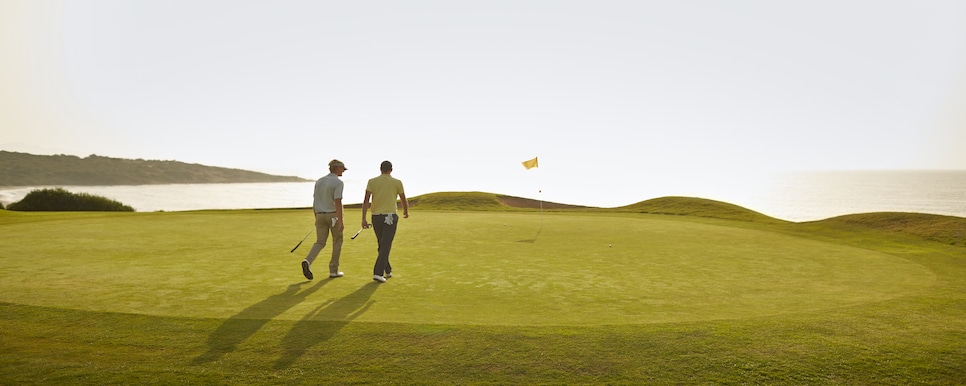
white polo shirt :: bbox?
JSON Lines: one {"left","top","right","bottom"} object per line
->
{"left": 313, "top": 173, "right": 343, "bottom": 213}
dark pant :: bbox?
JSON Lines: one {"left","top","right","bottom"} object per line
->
{"left": 371, "top": 214, "right": 398, "bottom": 276}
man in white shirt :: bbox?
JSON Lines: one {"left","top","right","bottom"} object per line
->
{"left": 302, "top": 159, "right": 347, "bottom": 280}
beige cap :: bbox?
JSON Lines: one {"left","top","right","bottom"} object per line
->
{"left": 329, "top": 159, "right": 347, "bottom": 170}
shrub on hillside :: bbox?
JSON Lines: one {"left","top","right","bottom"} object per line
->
{"left": 7, "top": 188, "right": 135, "bottom": 212}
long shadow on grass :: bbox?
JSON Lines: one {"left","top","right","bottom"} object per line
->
{"left": 517, "top": 223, "right": 543, "bottom": 243}
{"left": 274, "top": 282, "right": 379, "bottom": 369}
{"left": 192, "top": 280, "right": 328, "bottom": 365}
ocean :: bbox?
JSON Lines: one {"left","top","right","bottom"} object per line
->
{"left": 1, "top": 170, "right": 964, "bottom": 222}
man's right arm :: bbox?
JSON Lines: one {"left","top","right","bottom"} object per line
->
{"left": 361, "top": 190, "right": 372, "bottom": 228}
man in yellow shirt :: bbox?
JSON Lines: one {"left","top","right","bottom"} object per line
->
{"left": 361, "top": 161, "right": 409, "bottom": 283}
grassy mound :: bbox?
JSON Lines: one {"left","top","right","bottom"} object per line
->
{"left": 816, "top": 212, "right": 966, "bottom": 247}
{"left": 496, "top": 194, "right": 592, "bottom": 210}
{"left": 616, "top": 196, "right": 785, "bottom": 223}
{"left": 7, "top": 188, "right": 134, "bottom": 212}
{"left": 408, "top": 191, "right": 506, "bottom": 210}
{"left": 408, "top": 191, "right": 588, "bottom": 211}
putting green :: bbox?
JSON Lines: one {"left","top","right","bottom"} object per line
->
{"left": 0, "top": 210, "right": 935, "bottom": 326}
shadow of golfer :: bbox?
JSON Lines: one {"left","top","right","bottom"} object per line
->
{"left": 273, "top": 282, "right": 379, "bottom": 369}
{"left": 192, "top": 280, "right": 327, "bottom": 365}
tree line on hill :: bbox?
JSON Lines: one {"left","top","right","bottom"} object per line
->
{"left": 0, "top": 151, "right": 308, "bottom": 186}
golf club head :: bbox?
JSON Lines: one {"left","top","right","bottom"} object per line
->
{"left": 351, "top": 229, "right": 363, "bottom": 239}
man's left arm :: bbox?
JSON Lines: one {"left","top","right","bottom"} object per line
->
{"left": 399, "top": 193, "right": 409, "bottom": 219}
{"left": 334, "top": 198, "right": 344, "bottom": 231}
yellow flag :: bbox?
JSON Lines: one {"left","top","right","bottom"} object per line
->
{"left": 521, "top": 157, "right": 538, "bottom": 170}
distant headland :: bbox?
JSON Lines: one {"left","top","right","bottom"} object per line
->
{"left": 0, "top": 151, "right": 309, "bottom": 186}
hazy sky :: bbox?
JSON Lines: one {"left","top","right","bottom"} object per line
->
{"left": 2, "top": 1, "right": 965, "bottom": 207}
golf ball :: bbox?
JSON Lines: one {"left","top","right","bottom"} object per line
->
{"left": 608, "top": 244, "right": 612, "bottom": 248}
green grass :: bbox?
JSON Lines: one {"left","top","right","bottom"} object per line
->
{"left": 1, "top": 198, "right": 965, "bottom": 384}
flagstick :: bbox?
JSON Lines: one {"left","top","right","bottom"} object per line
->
{"left": 539, "top": 189, "right": 544, "bottom": 226}
{"left": 521, "top": 156, "right": 543, "bottom": 236}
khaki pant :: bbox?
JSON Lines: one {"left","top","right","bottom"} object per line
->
{"left": 304, "top": 212, "right": 343, "bottom": 275}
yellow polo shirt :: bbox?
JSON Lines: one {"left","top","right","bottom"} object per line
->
{"left": 366, "top": 174, "right": 405, "bottom": 214}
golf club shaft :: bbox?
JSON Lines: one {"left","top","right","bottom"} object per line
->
{"left": 290, "top": 229, "right": 312, "bottom": 253}
{"left": 350, "top": 228, "right": 363, "bottom": 239}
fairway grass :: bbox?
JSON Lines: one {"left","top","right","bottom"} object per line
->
{"left": 1, "top": 207, "right": 965, "bottom": 384}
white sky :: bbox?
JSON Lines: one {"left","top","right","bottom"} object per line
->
{"left": 2, "top": 0, "right": 965, "bottom": 207}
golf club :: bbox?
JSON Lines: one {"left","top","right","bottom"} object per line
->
{"left": 290, "top": 229, "right": 312, "bottom": 253}
{"left": 350, "top": 228, "right": 363, "bottom": 239}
